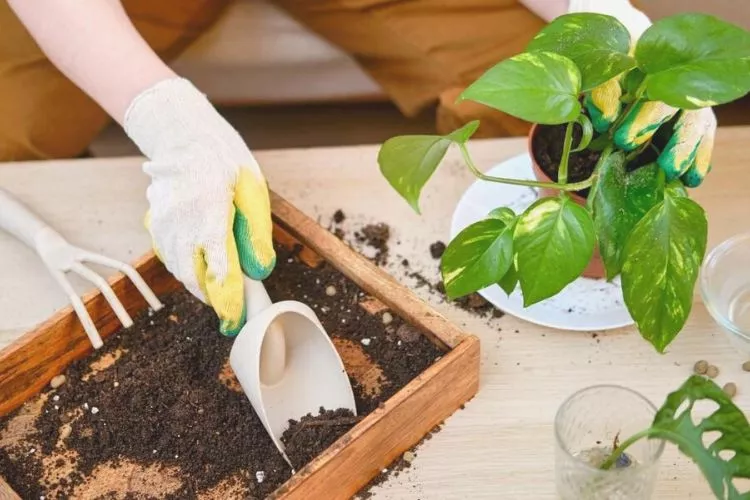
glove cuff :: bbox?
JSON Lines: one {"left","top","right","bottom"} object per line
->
{"left": 124, "top": 77, "right": 222, "bottom": 160}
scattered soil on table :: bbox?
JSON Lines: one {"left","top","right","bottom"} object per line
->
{"left": 355, "top": 223, "right": 391, "bottom": 266}
{"left": 429, "top": 241, "right": 446, "bottom": 259}
{"left": 333, "top": 209, "right": 346, "bottom": 224}
{"left": 0, "top": 243, "right": 442, "bottom": 499}
{"left": 356, "top": 424, "right": 442, "bottom": 499}
{"left": 281, "top": 408, "right": 361, "bottom": 470}
{"left": 532, "top": 123, "right": 601, "bottom": 198}
{"left": 331, "top": 214, "right": 508, "bottom": 326}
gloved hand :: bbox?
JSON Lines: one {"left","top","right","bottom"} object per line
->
{"left": 586, "top": 81, "right": 717, "bottom": 188}
{"left": 124, "top": 78, "right": 276, "bottom": 336}
{"left": 577, "top": 0, "right": 717, "bottom": 188}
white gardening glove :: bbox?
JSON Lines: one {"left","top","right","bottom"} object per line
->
{"left": 124, "top": 78, "right": 276, "bottom": 335}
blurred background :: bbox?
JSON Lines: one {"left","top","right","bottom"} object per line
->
{"left": 90, "top": 0, "right": 750, "bottom": 157}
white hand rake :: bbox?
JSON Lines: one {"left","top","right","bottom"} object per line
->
{"left": 0, "top": 186, "right": 162, "bottom": 348}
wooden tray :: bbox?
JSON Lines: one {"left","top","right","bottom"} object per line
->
{"left": 0, "top": 193, "right": 480, "bottom": 500}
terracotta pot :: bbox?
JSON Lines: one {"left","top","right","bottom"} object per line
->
{"left": 528, "top": 124, "right": 606, "bottom": 279}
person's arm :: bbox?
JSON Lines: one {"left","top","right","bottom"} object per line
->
{"left": 8, "top": 0, "right": 276, "bottom": 336}
{"left": 7, "top": 0, "right": 174, "bottom": 124}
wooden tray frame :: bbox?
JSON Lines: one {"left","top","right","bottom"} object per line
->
{"left": 0, "top": 193, "right": 480, "bottom": 500}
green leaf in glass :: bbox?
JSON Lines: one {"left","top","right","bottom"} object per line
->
{"left": 514, "top": 195, "right": 595, "bottom": 306}
{"left": 377, "top": 121, "right": 479, "bottom": 213}
{"left": 649, "top": 375, "right": 750, "bottom": 499}
{"left": 527, "top": 13, "right": 635, "bottom": 91}
{"left": 635, "top": 13, "right": 750, "bottom": 109}
{"left": 591, "top": 153, "right": 665, "bottom": 279}
{"left": 459, "top": 52, "right": 582, "bottom": 124}
{"left": 621, "top": 193, "right": 707, "bottom": 352}
{"left": 441, "top": 218, "right": 515, "bottom": 299}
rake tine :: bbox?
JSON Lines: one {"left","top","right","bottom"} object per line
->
{"left": 79, "top": 250, "right": 163, "bottom": 312}
{"left": 51, "top": 270, "right": 104, "bottom": 349}
{"left": 70, "top": 262, "right": 134, "bottom": 328}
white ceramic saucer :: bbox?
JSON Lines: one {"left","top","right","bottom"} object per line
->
{"left": 450, "top": 153, "right": 634, "bottom": 331}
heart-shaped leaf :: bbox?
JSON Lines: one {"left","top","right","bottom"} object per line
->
{"left": 635, "top": 13, "right": 750, "bottom": 109}
{"left": 649, "top": 375, "right": 750, "bottom": 499}
{"left": 621, "top": 193, "right": 707, "bottom": 352}
{"left": 460, "top": 51, "right": 582, "bottom": 124}
{"left": 498, "top": 261, "right": 519, "bottom": 296}
{"left": 441, "top": 218, "right": 515, "bottom": 299}
{"left": 527, "top": 13, "right": 635, "bottom": 91}
{"left": 514, "top": 195, "right": 595, "bottom": 306}
{"left": 378, "top": 121, "right": 479, "bottom": 213}
{"left": 591, "top": 153, "right": 665, "bottom": 279}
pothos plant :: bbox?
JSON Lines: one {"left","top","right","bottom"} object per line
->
{"left": 602, "top": 375, "right": 750, "bottom": 499}
{"left": 378, "top": 12, "right": 750, "bottom": 352}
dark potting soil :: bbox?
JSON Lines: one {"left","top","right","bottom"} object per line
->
{"left": 532, "top": 123, "right": 601, "bottom": 197}
{"left": 354, "top": 222, "right": 390, "bottom": 266}
{"left": 0, "top": 243, "right": 442, "bottom": 499}
{"left": 281, "top": 408, "right": 360, "bottom": 470}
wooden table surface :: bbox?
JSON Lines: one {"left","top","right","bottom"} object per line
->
{"left": 1, "top": 127, "right": 749, "bottom": 499}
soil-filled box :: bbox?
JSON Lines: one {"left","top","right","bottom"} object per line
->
{"left": 0, "top": 193, "right": 480, "bottom": 499}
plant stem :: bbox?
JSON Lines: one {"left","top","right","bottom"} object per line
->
{"left": 558, "top": 121, "right": 575, "bottom": 184}
{"left": 458, "top": 143, "right": 594, "bottom": 192}
{"left": 599, "top": 428, "right": 655, "bottom": 470}
{"left": 609, "top": 82, "right": 647, "bottom": 137}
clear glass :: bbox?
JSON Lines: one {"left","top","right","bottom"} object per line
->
{"left": 555, "top": 385, "right": 665, "bottom": 500}
{"left": 701, "top": 232, "right": 750, "bottom": 356}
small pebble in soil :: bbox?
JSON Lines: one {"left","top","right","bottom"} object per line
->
{"left": 50, "top": 375, "right": 66, "bottom": 389}
{"left": 52, "top": 395, "right": 60, "bottom": 402}
{"left": 90, "top": 407, "right": 99, "bottom": 415}
{"left": 396, "top": 324, "right": 421, "bottom": 343}
{"left": 113, "top": 381, "right": 119, "bottom": 387}
{"left": 361, "top": 338, "right": 372, "bottom": 346}
{"left": 256, "top": 471, "right": 266, "bottom": 483}
{"left": 723, "top": 382, "right": 737, "bottom": 398}
{"left": 706, "top": 365, "right": 720, "bottom": 379}
{"left": 326, "top": 285, "right": 337, "bottom": 297}
{"left": 743, "top": 360, "right": 750, "bottom": 372}
{"left": 382, "top": 312, "right": 393, "bottom": 325}
{"left": 694, "top": 360, "right": 709, "bottom": 375}
{"left": 402, "top": 451, "right": 416, "bottom": 463}
{"left": 60, "top": 425, "right": 72, "bottom": 440}
{"left": 429, "top": 241, "right": 446, "bottom": 259}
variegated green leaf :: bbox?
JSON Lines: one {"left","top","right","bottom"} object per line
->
{"left": 441, "top": 217, "right": 515, "bottom": 299}
{"left": 636, "top": 13, "right": 750, "bottom": 108}
{"left": 621, "top": 193, "right": 707, "bottom": 352}
{"left": 514, "top": 195, "right": 595, "bottom": 306}
{"left": 591, "top": 154, "right": 665, "bottom": 279}
{"left": 460, "top": 52, "right": 582, "bottom": 125}
{"left": 527, "top": 13, "right": 635, "bottom": 91}
{"left": 378, "top": 121, "right": 479, "bottom": 213}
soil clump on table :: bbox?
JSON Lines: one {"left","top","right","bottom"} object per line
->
{"left": 0, "top": 243, "right": 442, "bottom": 499}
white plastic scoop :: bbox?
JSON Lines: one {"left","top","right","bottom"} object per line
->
{"left": 229, "top": 277, "right": 357, "bottom": 465}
